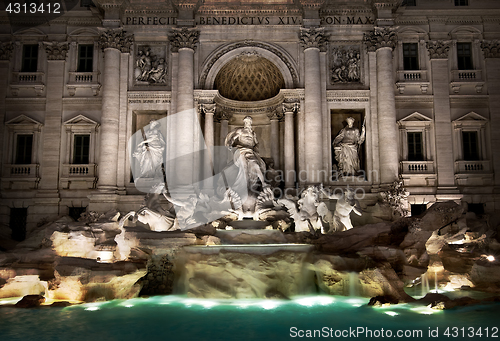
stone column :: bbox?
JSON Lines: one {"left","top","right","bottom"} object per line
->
{"left": 169, "top": 28, "right": 199, "bottom": 189}
{"left": 300, "top": 28, "right": 327, "bottom": 184}
{"left": 267, "top": 110, "right": 283, "bottom": 170}
{"left": 426, "top": 41, "right": 456, "bottom": 192}
{"left": 365, "top": 28, "right": 399, "bottom": 186}
{"left": 216, "top": 111, "right": 232, "bottom": 173}
{"left": 481, "top": 40, "right": 500, "bottom": 196}
{"left": 96, "top": 29, "right": 132, "bottom": 193}
{"left": 0, "top": 42, "right": 13, "bottom": 178}
{"left": 201, "top": 103, "right": 216, "bottom": 188}
{"left": 283, "top": 102, "right": 298, "bottom": 188}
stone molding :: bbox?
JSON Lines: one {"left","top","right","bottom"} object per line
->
{"left": 426, "top": 40, "right": 451, "bottom": 59}
{"left": 481, "top": 40, "right": 500, "bottom": 59}
{"left": 0, "top": 41, "right": 13, "bottom": 60}
{"left": 98, "top": 29, "right": 134, "bottom": 53}
{"left": 199, "top": 40, "right": 299, "bottom": 88}
{"left": 364, "top": 27, "right": 397, "bottom": 52}
{"left": 44, "top": 41, "right": 69, "bottom": 61}
{"left": 170, "top": 27, "right": 199, "bottom": 52}
{"left": 300, "top": 27, "right": 327, "bottom": 51}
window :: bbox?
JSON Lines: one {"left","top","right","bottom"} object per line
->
{"left": 15, "top": 134, "right": 33, "bottom": 164}
{"left": 10, "top": 208, "right": 27, "bottom": 241}
{"left": 73, "top": 134, "right": 90, "bottom": 164}
{"left": 411, "top": 204, "right": 427, "bottom": 216}
{"left": 407, "top": 132, "right": 424, "bottom": 161}
{"left": 22, "top": 44, "right": 38, "bottom": 72}
{"left": 462, "top": 131, "right": 479, "bottom": 161}
{"left": 402, "top": 0, "right": 416, "bottom": 6}
{"left": 403, "top": 43, "right": 419, "bottom": 70}
{"left": 454, "top": 0, "right": 468, "bottom": 6}
{"left": 457, "top": 43, "right": 473, "bottom": 70}
{"left": 77, "top": 44, "right": 93, "bottom": 72}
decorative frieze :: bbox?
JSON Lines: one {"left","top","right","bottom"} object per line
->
{"left": 426, "top": 40, "right": 451, "bottom": 59}
{"left": 300, "top": 27, "right": 327, "bottom": 51}
{"left": 0, "top": 41, "right": 13, "bottom": 60}
{"left": 364, "top": 27, "right": 397, "bottom": 52}
{"left": 481, "top": 40, "right": 500, "bottom": 59}
{"left": 44, "top": 42, "right": 69, "bottom": 61}
{"left": 170, "top": 27, "right": 199, "bottom": 52}
{"left": 330, "top": 46, "right": 361, "bottom": 84}
{"left": 98, "top": 29, "right": 134, "bottom": 53}
{"left": 135, "top": 46, "right": 168, "bottom": 84}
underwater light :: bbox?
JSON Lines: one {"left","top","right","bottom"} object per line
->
{"left": 260, "top": 301, "right": 280, "bottom": 310}
{"left": 385, "top": 311, "right": 398, "bottom": 316}
{"left": 487, "top": 255, "right": 495, "bottom": 262}
{"left": 85, "top": 306, "right": 100, "bottom": 311}
{"left": 294, "top": 296, "right": 335, "bottom": 307}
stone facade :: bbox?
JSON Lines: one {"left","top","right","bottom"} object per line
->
{"left": 1, "top": 0, "right": 500, "bottom": 238}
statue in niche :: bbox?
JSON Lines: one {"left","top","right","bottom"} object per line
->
{"left": 332, "top": 117, "right": 365, "bottom": 176}
{"left": 330, "top": 48, "right": 361, "bottom": 83}
{"left": 132, "top": 119, "right": 165, "bottom": 180}
{"left": 224, "top": 116, "right": 268, "bottom": 199}
{"left": 319, "top": 187, "right": 362, "bottom": 232}
{"left": 135, "top": 47, "right": 167, "bottom": 84}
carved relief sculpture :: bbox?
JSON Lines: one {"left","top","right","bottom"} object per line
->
{"left": 332, "top": 117, "right": 365, "bottom": 176}
{"left": 135, "top": 46, "right": 168, "bottom": 84}
{"left": 330, "top": 47, "right": 361, "bottom": 83}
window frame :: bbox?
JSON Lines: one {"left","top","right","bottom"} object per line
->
{"left": 21, "top": 44, "right": 39, "bottom": 73}
{"left": 14, "top": 134, "right": 34, "bottom": 165}
{"left": 63, "top": 115, "right": 99, "bottom": 166}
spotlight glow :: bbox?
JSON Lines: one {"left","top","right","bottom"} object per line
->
{"left": 385, "top": 311, "right": 398, "bottom": 316}
{"left": 487, "top": 255, "right": 495, "bottom": 262}
{"left": 85, "top": 306, "right": 100, "bottom": 311}
{"left": 260, "top": 301, "right": 280, "bottom": 310}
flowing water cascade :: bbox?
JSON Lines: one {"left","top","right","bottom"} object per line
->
{"left": 348, "top": 272, "right": 360, "bottom": 297}
{"left": 421, "top": 273, "right": 430, "bottom": 297}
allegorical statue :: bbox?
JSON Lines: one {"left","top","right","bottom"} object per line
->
{"left": 332, "top": 117, "right": 365, "bottom": 176}
{"left": 132, "top": 119, "right": 165, "bottom": 179}
{"left": 224, "top": 116, "right": 267, "bottom": 196}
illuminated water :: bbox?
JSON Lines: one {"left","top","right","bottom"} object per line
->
{"left": 1, "top": 295, "right": 499, "bottom": 340}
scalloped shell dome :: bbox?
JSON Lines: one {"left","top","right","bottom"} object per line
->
{"left": 214, "top": 53, "right": 285, "bottom": 102}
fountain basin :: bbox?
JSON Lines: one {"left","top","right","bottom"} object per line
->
{"left": 227, "top": 220, "right": 269, "bottom": 229}
{"left": 183, "top": 244, "right": 313, "bottom": 255}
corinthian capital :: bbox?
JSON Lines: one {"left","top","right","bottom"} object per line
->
{"left": 267, "top": 110, "right": 284, "bottom": 121}
{"left": 200, "top": 103, "right": 216, "bottom": 115}
{"left": 215, "top": 110, "right": 233, "bottom": 122}
{"left": 170, "top": 28, "right": 200, "bottom": 52}
{"left": 282, "top": 101, "right": 299, "bottom": 114}
{"left": 426, "top": 40, "right": 451, "bottom": 59}
{"left": 364, "top": 27, "right": 397, "bottom": 52}
{"left": 98, "top": 29, "right": 134, "bottom": 53}
{"left": 44, "top": 41, "right": 69, "bottom": 61}
{"left": 300, "top": 28, "right": 327, "bottom": 51}
{"left": 481, "top": 40, "right": 500, "bottom": 58}
{"left": 0, "top": 42, "right": 13, "bottom": 60}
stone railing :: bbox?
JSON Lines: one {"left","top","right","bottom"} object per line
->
{"left": 6, "top": 164, "right": 39, "bottom": 177}
{"left": 397, "top": 70, "right": 428, "bottom": 82}
{"left": 62, "top": 164, "right": 97, "bottom": 177}
{"left": 12, "top": 72, "right": 44, "bottom": 84}
{"left": 69, "top": 71, "right": 99, "bottom": 83}
{"left": 400, "top": 161, "right": 435, "bottom": 174}
{"left": 451, "top": 70, "right": 482, "bottom": 82}
{"left": 455, "top": 160, "right": 490, "bottom": 173}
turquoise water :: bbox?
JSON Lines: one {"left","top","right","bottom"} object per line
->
{"left": 1, "top": 295, "right": 499, "bottom": 341}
